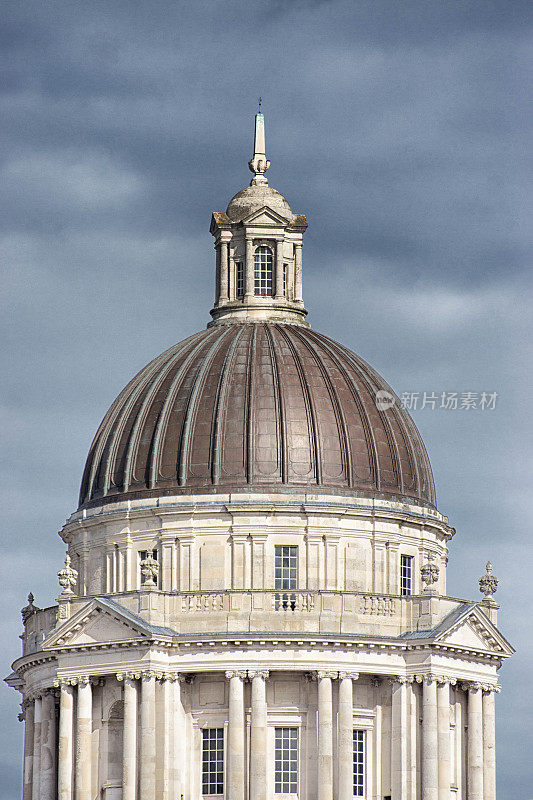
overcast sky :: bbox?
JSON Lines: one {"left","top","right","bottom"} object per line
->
{"left": 1, "top": 1, "right": 531, "bottom": 796}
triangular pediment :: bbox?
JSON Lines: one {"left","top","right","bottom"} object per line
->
{"left": 434, "top": 605, "right": 514, "bottom": 656}
{"left": 242, "top": 206, "right": 290, "bottom": 226}
{"left": 42, "top": 597, "right": 167, "bottom": 650}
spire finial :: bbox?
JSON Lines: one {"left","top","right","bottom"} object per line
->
{"left": 248, "top": 106, "right": 270, "bottom": 186}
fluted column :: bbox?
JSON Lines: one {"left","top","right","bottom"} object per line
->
{"left": 140, "top": 672, "right": 156, "bottom": 800}
{"left": 482, "top": 688, "right": 496, "bottom": 800}
{"left": 121, "top": 674, "right": 138, "bottom": 800}
{"left": 58, "top": 683, "right": 74, "bottom": 800}
{"left": 75, "top": 678, "right": 92, "bottom": 800}
{"left": 245, "top": 237, "right": 254, "bottom": 300}
{"left": 32, "top": 696, "right": 42, "bottom": 800}
{"left": 40, "top": 690, "right": 57, "bottom": 800}
{"left": 226, "top": 671, "right": 246, "bottom": 800}
{"left": 338, "top": 672, "right": 358, "bottom": 800}
{"left": 22, "top": 699, "right": 34, "bottom": 800}
{"left": 437, "top": 680, "right": 451, "bottom": 800}
{"left": 275, "top": 239, "right": 284, "bottom": 299}
{"left": 421, "top": 676, "right": 438, "bottom": 800}
{"left": 467, "top": 684, "right": 483, "bottom": 800}
{"left": 294, "top": 243, "right": 303, "bottom": 301}
{"left": 249, "top": 670, "right": 269, "bottom": 800}
{"left": 317, "top": 671, "right": 336, "bottom": 800}
{"left": 391, "top": 678, "right": 408, "bottom": 800}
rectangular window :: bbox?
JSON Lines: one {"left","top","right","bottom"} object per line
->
{"left": 275, "top": 727, "right": 298, "bottom": 794}
{"left": 236, "top": 262, "right": 244, "bottom": 298}
{"left": 202, "top": 728, "right": 224, "bottom": 795}
{"left": 254, "top": 246, "right": 273, "bottom": 296}
{"left": 353, "top": 730, "right": 365, "bottom": 797}
{"left": 275, "top": 545, "right": 298, "bottom": 590}
{"left": 400, "top": 554, "right": 413, "bottom": 596}
{"left": 283, "top": 263, "right": 288, "bottom": 298}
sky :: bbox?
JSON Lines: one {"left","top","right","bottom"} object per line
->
{"left": 1, "top": 0, "right": 531, "bottom": 795}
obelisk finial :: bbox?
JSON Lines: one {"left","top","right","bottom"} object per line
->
{"left": 248, "top": 105, "right": 270, "bottom": 186}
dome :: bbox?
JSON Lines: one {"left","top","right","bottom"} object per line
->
{"left": 226, "top": 184, "right": 292, "bottom": 221}
{"left": 79, "top": 323, "right": 435, "bottom": 509}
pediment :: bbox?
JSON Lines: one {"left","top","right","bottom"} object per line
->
{"left": 242, "top": 206, "right": 289, "bottom": 226}
{"left": 43, "top": 598, "right": 155, "bottom": 650}
{"left": 435, "top": 606, "right": 514, "bottom": 656}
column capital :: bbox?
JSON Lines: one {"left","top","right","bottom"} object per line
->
{"left": 316, "top": 670, "right": 338, "bottom": 680}
{"left": 248, "top": 670, "right": 269, "bottom": 680}
{"left": 462, "top": 681, "right": 483, "bottom": 692}
{"left": 338, "top": 671, "right": 359, "bottom": 681}
{"left": 388, "top": 675, "right": 409, "bottom": 686}
{"left": 225, "top": 670, "right": 247, "bottom": 680}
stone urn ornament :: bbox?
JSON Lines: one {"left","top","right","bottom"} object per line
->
{"left": 420, "top": 552, "right": 440, "bottom": 591}
{"left": 140, "top": 553, "right": 159, "bottom": 587}
{"left": 479, "top": 561, "right": 498, "bottom": 600}
{"left": 57, "top": 553, "right": 78, "bottom": 596}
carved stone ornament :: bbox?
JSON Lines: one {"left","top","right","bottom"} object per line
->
{"left": 21, "top": 593, "right": 40, "bottom": 624}
{"left": 479, "top": 561, "right": 498, "bottom": 599}
{"left": 57, "top": 554, "right": 78, "bottom": 596}
{"left": 140, "top": 554, "right": 159, "bottom": 587}
{"left": 420, "top": 552, "right": 440, "bottom": 589}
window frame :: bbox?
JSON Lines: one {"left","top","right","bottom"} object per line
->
{"left": 236, "top": 261, "right": 244, "bottom": 298}
{"left": 353, "top": 729, "right": 366, "bottom": 797}
{"left": 201, "top": 727, "right": 224, "bottom": 796}
{"left": 254, "top": 245, "right": 274, "bottom": 296}
{"left": 274, "top": 726, "right": 299, "bottom": 796}
{"left": 400, "top": 554, "right": 414, "bottom": 596}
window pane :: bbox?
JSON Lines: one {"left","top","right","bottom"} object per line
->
{"left": 236, "top": 262, "right": 244, "bottom": 298}
{"left": 254, "top": 246, "right": 273, "bottom": 296}
{"left": 202, "top": 729, "right": 224, "bottom": 795}
{"left": 275, "top": 728, "right": 298, "bottom": 793}
{"left": 353, "top": 730, "right": 365, "bottom": 796}
{"left": 400, "top": 555, "right": 413, "bottom": 596}
{"left": 275, "top": 545, "right": 298, "bottom": 590}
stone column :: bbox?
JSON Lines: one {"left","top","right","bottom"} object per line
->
{"left": 437, "top": 680, "right": 451, "bottom": 800}
{"left": 226, "top": 671, "right": 246, "bottom": 800}
{"left": 482, "top": 688, "right": 496, "bottom": 800}
{"left": 275, "top": 239, "right": 284, "bottom": 299}
{"left": 421, "top": 676, "right": 438, "bottom": 800}
{"left": 317, "top": 671, "right": 336, "bottom": 800}
{"left": 122, "top": 675, "right": 138, "bottom": 800}
{"left": 391, "top": 678, "right": 408, "bottom": 800}
{"left": 245, "top": 237, "right": 254, "bottom": 300}
{"left": 294, "top": 243, "right": 303, "bottom": 301}
{"left": 140, "top": 672, "right": 156, "bottom": 800}
{"left": 22, "top": 699, "right": 34, "bottom": 800}
{"left": 40, "top": 690, "right": 57, "bottom": 800}
{"left": 338, "top": 672, "right": 358, "bottom": 800}
{"left": 249, "top": 670, "right": 268, "bottom": 800}
{"left": 219, "top": 239, "right": 229, "bottom": 302}
{"left": 467, "top": 684, "right": 483, "bottom": 800}
{"left": 58, "top": 683, "right": 74, "bottom": 800}
{"left": 32, "top": 696, "right": 42, "bottom": 800}
{"left": 75, "top": 678, "right": 92, "bottom": 800}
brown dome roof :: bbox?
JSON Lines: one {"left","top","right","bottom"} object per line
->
{"left": 79, "top": 324, "right": 435, "bottom": 509}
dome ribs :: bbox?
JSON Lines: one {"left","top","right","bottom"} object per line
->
{"left": 177, "top": 327, "right": 235, "bottom": 487}
{"left": 210, "top": 326, "right": 247, "bottom": 485}
{"left": 264, "top": 324, "right": 287, "bottom": 483}
{"left": 289, "top": 327, "right": 351, "bottom": 486}
{"left": 122, "top": 331, "right": 209, "bottom": 494}
{"left": 148, "top": 328, "right": 221, "bottom": 489}
{"left": 274, "top": 325, "right": 321, "bottom": 485}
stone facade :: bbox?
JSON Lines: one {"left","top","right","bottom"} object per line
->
{"left": 6, "top": 113, "right": 513, "bottom": 800}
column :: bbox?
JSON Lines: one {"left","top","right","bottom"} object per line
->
{"left": 275, "top": 239, "right": 284, "bottom": 299}
{"left": 22, "top": 699, "right": 34, "bottom": 800}
{"left": 437, "top": 680, "right": 451, "bottom": 800}
{"left": 482, "top": 689, "right": 496, "bottom": 800}
{"left": 58, "top": 683, "right": 74, "bottom": 800}
{"left": 317, "top": 671, "right": 336, "bottom": 800}
{"left": 75, "top": 678, "right": 92, "bottom": 800}
{"left": 219, "top": 239, "right": 229, "bottom": 302}
{"left": 140, "top": 672, "right": 156, "bottom": 800}
{"left": 294, "top": 243, "right": 303, "bottom": 301}
{"left": 391, "top": 678, "right": 408, "bottom": 800}
{"left": 32, "top": 696, "right": 42, "bottom": 800}
{"left": 245, "top": 237, "right": 254, "bottom": 300}
{"left": 40, "top": 689, "right": 57, "bottom": 800}
{"left": 122, "top": 675, "right": 138, "bottom": 800}
{"left": 172, "top": 676, "right": 186, "bottom": 800}
{"left": 226, "top": 671, "right": 246, "bottom": 800}
{"left": 249, "top": 670, "right": 268, "bottom": 800}
{"left": 338, "top": 673, "right": 358, "bottom": 800}
{"left": 467, "top": 684, "right": 483, "bottom": 800}
{"left": 421, "top": 676, "right": 438, "bottom": 800}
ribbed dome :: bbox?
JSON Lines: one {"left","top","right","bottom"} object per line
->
{"left": 79, "top": 324, "right": 435, "bottom": 509}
